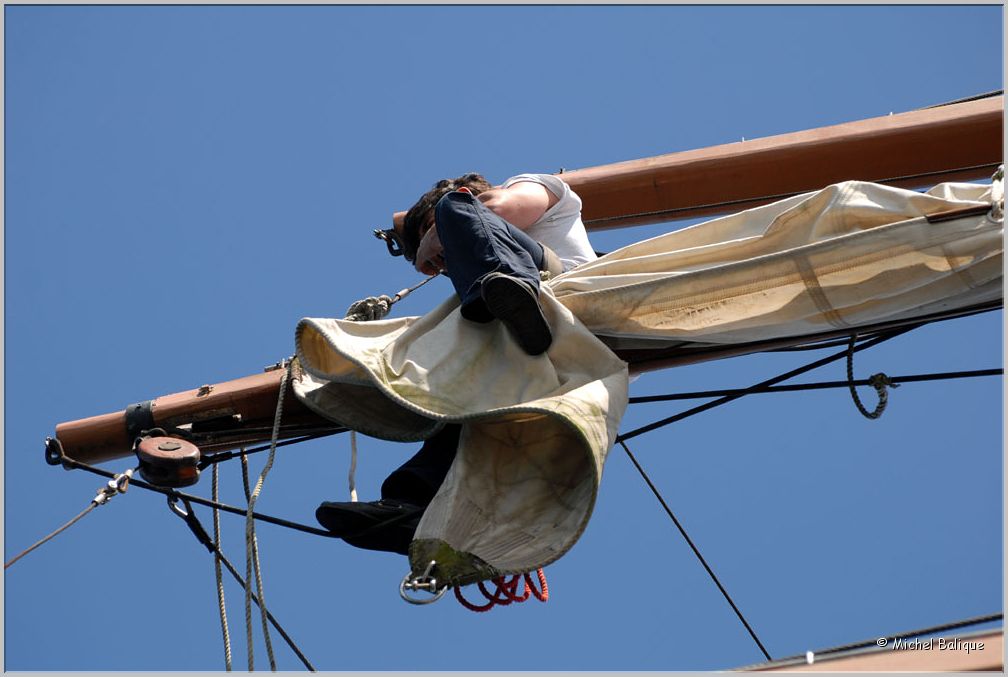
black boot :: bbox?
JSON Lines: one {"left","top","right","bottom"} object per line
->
{"left": 315, "top": 499, "right": 423, "bottom": 555}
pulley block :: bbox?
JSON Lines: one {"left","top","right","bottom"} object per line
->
{"left": 134, "top": 436, "right": 202, "bottom": 488}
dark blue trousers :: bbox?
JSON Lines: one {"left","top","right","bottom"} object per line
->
{"left": 435, "top": 190, "right": 545, "bottom": 322}
{"left": 381, "top": 191, "right": 547, "bottom": 506}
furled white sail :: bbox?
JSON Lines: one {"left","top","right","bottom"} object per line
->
{"left": 293, "top": 176, "right": 1002, "bottom": 586}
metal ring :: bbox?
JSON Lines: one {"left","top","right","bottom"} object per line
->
{"left": 398, "top": 561, "right": 447, "bottom": 605}
{"left": 399, "top": 573, "right": 447, "bottom": 605}
{"left": 167, "top": 494, "right": 189, "bottom": 520}
{"left": 44, "top": 437, "right": 65, "bottom": 466}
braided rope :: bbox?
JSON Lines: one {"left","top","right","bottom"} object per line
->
{"left": 454, "top": 569, "right": 549, "bottom": 612}
{"left": 846, "top": 335, "right": 898, "bottom": 419}
{"left": 212, "top": 464, "right": 233, "bottom": 671}
{"left": 243, "top": 359, "right": 290, "bottom": 671}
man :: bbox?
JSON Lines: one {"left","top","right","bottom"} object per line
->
{"left": 315, "top": 171, "right": 596, "bottom": 554}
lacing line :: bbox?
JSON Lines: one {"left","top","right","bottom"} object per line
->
{"left": 454, "top": 569, "right": 549, "bottom": 612}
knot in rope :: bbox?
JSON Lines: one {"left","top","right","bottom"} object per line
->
{"left": 846, "top": 336, "right": 898, "bottom": 420}
{"left": 344, "top": 295, "right": 394, "bottom": 322}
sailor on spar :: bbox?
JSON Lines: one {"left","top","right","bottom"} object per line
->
{"left": 315, "top": 172, "right": 596, "bottom": 554}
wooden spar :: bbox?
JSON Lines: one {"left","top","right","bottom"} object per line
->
{"left": 52, "top": 369, "right": 332, "bottom": 466}
{"left": 50, "top": 97, "right": 1004, "bottom": 466}
{"left": 566, "top": 95, "right": 1003, "bottom": 230}
{"left": 389, "top": 95, "right": 1002, "bottom": 230}
{"left": 50, "top": 300, "right": 1001, "bottom": 466}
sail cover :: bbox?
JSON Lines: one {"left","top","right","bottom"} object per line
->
{"left": 293, "top": 177, "right": 1002, "bottom": 586}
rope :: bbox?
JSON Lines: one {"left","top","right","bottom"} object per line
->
{"left": 620, "top": 440, "right": 772, "bottom": 661}
{"left": 212, "top": 464, "right": 233, "bottom": 671}
{"left": 5, "top": 468, "right": 133, "bottom": 569}
{"left": 617, "top": 329, "right": 913, "bottom": 443}
{"left": 627, "top": 368, "right": 1002, "bottom": 404}
{"left": 453, "top": 570, "right": 550, "bottom": 613}
{"left": 244, "top": 359, "right": 291, "bottom": 671}
{"left": 348, "top": 431, "right": 359, "bottom": 502}
{"left": 170, "top": 496, "right": 316, "bottom": 671}
{"left": 846, "top": 335, "right": 898, "bottom": 419}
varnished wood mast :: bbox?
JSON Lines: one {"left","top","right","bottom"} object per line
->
{"left": 51, "top": 96, "right": 1003, "bottom": 465}
{"left": 566, "top": 95, "right": 1002, "bottom": 229}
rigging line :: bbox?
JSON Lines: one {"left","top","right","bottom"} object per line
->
{"left": 619, "top": 440, "right": 772, "bottom": 661}
{"left": 762, "top": 612, "right": 1003, "bottom": 668}
{"left": 57, "top": 455, "right": 338, "bottom": 538}
{"left": 616, "top": 327, "right": 913, "bottom": 443}
{"left": 767, "top": 334, "right": 885, "bottom": 352}
{"left": 583, "top": 162, "right": 1001, "bottom": 228}
{"left": 4, "top": 503, "right": 99, "bottom": 569}
{"left": 922, "top": 90, "right": 1004, "bottom": 108}
{"left": 198, "top": 430, "right": 346, "bottom": 469}
{"left": 212, "top": 464, "right": 233, "bottom": 671}
{"left": 173, "top": 498, "right": 316, "bottom": 672}
{"left": 627, "top": 368, "right": 1003, "bottom": 404}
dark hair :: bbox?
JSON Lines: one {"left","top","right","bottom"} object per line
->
{"left": 401, "top": 173, "right": 492, "bottom": 262}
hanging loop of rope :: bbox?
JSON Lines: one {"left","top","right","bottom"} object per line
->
{"left": 453, "top": 569, "right": 549, "bottom": 613}
{"left": 846, "top": 335, "right": 899, "bottom": 419}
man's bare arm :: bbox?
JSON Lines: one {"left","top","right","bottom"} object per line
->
{"left": 477, "top": 181, "right": 559, "bottom": 229}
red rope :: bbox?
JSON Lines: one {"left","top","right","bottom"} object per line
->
{"left": 454, "top": 569, "right": 548, "bottom": 612}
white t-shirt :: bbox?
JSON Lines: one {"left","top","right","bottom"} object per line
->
{"left": 501, "top": 173, "right": 597, "bottom": 271}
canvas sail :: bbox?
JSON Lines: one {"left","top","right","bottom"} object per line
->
{"left": 293, "top": 175, "right": 1003, "bottom": 585}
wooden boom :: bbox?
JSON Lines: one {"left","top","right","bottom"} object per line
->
{"left": 389, "top": 96, "right": 1002, "bottom": 231}
{"left": 50, "top": 96, "right": 1004, "bottom": 466}
{"left": 566, "top": 95, "right": 1003, "bottom": 229}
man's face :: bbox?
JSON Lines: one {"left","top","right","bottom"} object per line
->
{"left": 418, "top": 212, "right": 435, "bottom": 239}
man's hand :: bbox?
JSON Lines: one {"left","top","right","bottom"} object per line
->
{"left": 414, "top": 225, "right": 445, "bottom": 276}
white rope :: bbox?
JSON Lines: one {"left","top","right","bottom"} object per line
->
{"left": 212, "top": 463, "right": 233, "bottom": 671}
{"left": 243, "top": 359, "right": 290, "bottom": 671}
{"left": 348, "top": 431, "right": 359, "bottom": 502}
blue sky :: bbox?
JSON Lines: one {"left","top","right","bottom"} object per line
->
{"left": 4, "top": 4, "right": 1003, "bottom": 671}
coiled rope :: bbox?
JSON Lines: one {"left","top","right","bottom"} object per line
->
{"left": 453, "top": 569, "right": 549, "bottom": 612}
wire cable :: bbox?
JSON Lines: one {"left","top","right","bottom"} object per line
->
{"left": 759, "top": 612, "right": 1003, "bottom": 668}
{"left": 620, "top": 439, "right": 772, "bottom": 661}
{"left": 53, "top": 451, "right": 337, "bottom": 538}
{"left": 628, "top": 368, "right": 1001, "bottom": 404}
{"left": 170, "top": 496, "right": 316, "bottom": 671}
{"left": 617, "top": 328, "right": 912, "bottom": 443}
{"left": 4, "top": 503, "right": 98, "bottom": 570}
